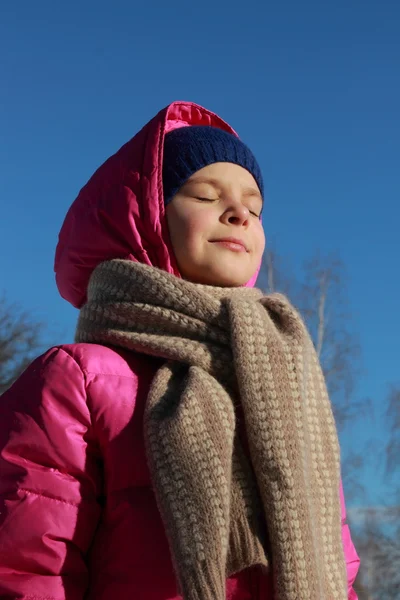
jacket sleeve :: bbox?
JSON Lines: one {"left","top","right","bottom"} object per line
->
{"left": 0, "top": 347, "right": 102, "bottom": 600}
{"left": 340, "top": 481, "right": 360, "bottom": 600}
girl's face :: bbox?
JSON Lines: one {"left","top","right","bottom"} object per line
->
{"left": 166, "top": 162, "right": 265, "bottom": 287}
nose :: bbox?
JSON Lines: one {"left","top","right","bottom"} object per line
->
{"left": 221, "top": 202, "right": 250, "bottom": 227}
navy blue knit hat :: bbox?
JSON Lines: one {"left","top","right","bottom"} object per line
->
{"left": 162, "top": 126, "right": 264, "bottom": 206}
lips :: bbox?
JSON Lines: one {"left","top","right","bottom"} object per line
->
{"left": 210, "top": 237, "right": 249, "bottom": 252}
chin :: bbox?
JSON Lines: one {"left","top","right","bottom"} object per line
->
{"left": 180, "top": 262, "right": 255, "bottom": 287}
{"left": 202, "top": 270, "right": 249, "bottom": 287}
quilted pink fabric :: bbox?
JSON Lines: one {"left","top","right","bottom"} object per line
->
{"left": 0, "top": 101, "right": 359, "bottom": 599}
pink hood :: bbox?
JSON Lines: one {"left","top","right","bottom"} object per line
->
{"left": 1, "top": 104, "right": 359, "bottom": 600}
{"left": 55, "top": 101, "right": 259, "bottom": 309}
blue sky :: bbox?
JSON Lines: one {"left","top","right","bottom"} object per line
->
{"left": 1, "top": 1, "right": 399, "bottom": 508}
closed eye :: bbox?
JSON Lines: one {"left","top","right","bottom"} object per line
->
{"left": 197, "top": 197, "right": 260, "bottom": 218}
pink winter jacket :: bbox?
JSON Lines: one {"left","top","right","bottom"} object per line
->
{"left": 0, "top": 101, "right": 360, "bottom": 599}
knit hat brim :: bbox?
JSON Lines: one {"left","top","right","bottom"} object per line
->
{"left": 162, "top": 126, "right": 264, "bottom": 206}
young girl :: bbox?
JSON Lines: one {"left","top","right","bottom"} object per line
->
{"left": 0, "top": 101, "right": 359, "bottom": 600}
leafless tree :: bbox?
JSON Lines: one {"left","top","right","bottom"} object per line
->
{"left": 261, "top": 249, "right": 363, "bottom": 428}
{"left": 262, "top": 247, "right": 295, "bottom": 298}
{"left": 0, "top": 295, "right": 45, "bottom": 394}
{"left": 386, "top": 385, "right": 400, "bottom": 483}
{"left": 353, "top": 387, "right": 400, "bottom": 598}
{"left": 260, "top": 248, "right": 400, "bottom": 599}
{"left": 262, "top": 249, "right": 367, "bottom": 500}
{"left": 352, "top": 504, "right": 400, "bottom": 599}
{"left": 353, "top": 577, "right": 374, "bottom": 600}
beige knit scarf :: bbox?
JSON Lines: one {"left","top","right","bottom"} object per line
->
{"left": 76, "top": 259, "right": 347, "bottom": 600}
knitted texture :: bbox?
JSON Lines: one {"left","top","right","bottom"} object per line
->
{"left": 162, "top": 125, "right": 264, "bottom": 205}
{"left": 76, "top": 259, "right": 348, "bottom": 600}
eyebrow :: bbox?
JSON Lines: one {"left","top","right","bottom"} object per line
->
{"left": 186, "top": 177, "right": 222, "bottom": 188}
{"left": 187, "top": 177, "right": 263, "bottom": 201}
{"left": 242, "top": 187, "right": 263, "bottom": 201}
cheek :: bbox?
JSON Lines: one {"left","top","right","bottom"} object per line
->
{"left": 180, "top": 212, "right": 214, "bottom": 246}
{"left": 167, "top": 208, "right": 210, "bottom": 259}
{"left": 252, "top": 227, "right": 266, "bottom": 264}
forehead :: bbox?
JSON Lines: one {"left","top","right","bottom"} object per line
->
{"left": 187, "top": 163, "right": 261, "bottom": 195}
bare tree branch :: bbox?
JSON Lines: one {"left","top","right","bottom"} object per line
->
{"left": 260, "top": 247, "right": 399, "bottom": 599}
{"left": 353, "top": 507, "right": 400, "bottom": 599}
{"left": 386, "top": 385, "right": 400, "bottom": 478}
{"left": 265, "top": 249, "right": 275, "bottom": 293}
{"left": 261, "top": 247, "right": 295, "bottom": 297}
{"left": 316, "top": 270, "right": 327, "bottom": 358}
{"left": 262, "top": 250, "right": 361, "bottom": 428}
{"left": 0, "top": 295, "right": 47, "bottom": 394}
